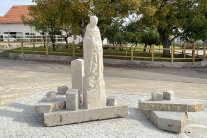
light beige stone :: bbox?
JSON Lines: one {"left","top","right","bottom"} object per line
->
{"left": 83, "top": 16, "right": 106, "bottom": 109}
{"left": 107, "top": 96, "right": 117, "bottom": 106}
{"left": 151, "top": 92, "right": 163, "bottom": 101}
{"left": 71, "top": 59, "right": 84, "bottom": 106}
{"left": 142, "top": 110, "right": 188, "bottom": 133}
{"left": 66, "top": 89, "right": 79, "bottom": 111}
{"left": 46, "top": 91, "right": 56, "bottom": 102}
{"left": 44, "top": 105, "right": 128, "bottom": 127}
{"left": 139, "top": 98, "right": 204, "bottom": 112}
{"left": 163, "top": 90, "right": 175, "bottom": 100}
{"left": 35, "top": 95, "right": 66, "bottom": 113}
{"left": 57, "top": 86, "right": 68, "bottom": 95}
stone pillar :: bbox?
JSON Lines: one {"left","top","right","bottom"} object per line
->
{"left": 71, "top": 59, "right": 84, "bottom": 106}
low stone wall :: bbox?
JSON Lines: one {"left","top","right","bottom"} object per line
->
{"left": 1, "top": 52, "right": 207, "bottom": 68}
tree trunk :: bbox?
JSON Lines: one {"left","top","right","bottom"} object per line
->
{"left": 149, "top": 45, "right": 152, "bottom": 53}
{"left": 64, "top": 37, "right": 68, "bottom": 48}
{"left": 51, "top": 34, "right": 56, "bottom": 51}
{"left": 52, "top": 41, "right": 55, "bottom": 51}
{"left": 143, "top": 44, "right": 147, "bottom": 52}
{"left": 160, "top": 33, "right": 171, "bottom": 57}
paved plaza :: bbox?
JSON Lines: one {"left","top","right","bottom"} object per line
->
{"left": 0, "top": 58, "right": 207, "bottom": 106}
{"left": 0, "top": 89, "right": 206, "bottom": 138}
{"left": 0, "top": 58, "right": 207, "bottom": 137}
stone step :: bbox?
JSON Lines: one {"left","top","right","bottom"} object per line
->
{"left": 44, "top": 105, "right": 128, "bottom": 127}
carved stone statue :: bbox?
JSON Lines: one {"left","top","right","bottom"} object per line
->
{"left": 83, "top": 16, "right": 106, "bottom": 109}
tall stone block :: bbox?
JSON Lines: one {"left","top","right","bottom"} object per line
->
{"left": 71, "top": 59, "right": 84, "bottom": 106}
{"left": 66, "top": 89, "right": 79, "bottom": 111}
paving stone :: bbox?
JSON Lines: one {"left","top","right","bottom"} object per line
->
{"left": 152, "top": 92, "right": 163, "bottom": 101}
{"left": 57, "top": 86, "right": 68, "bottom": 95}
{"left": 106, "top": 96, "right": 117, "bottom": 106}
{"left": 163, "top": 90, "right": 175, "bottom": 100}
{"left": 139, "top": 98, "right": 204, "bottom": 112}
{"left": 44, "top": 105, "right": 128, "bottom": 127}
{"left": 142, "top": 110, "right": 187, "bottom": 133}
{"left": 71, "top": 59, "right": 84, "bottom": 106}
{"left": 66, "top": 89, "right": 79, "bottom": 111}
{"left": 35, "top": 95, "right": 66, "bottom": 113}
{"left": 3, "top": 90, "right": 205, "bottom": 137}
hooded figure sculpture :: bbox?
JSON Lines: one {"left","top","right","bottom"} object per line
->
{"left": 83, "top": 16, "right": 106, "bottom": 109}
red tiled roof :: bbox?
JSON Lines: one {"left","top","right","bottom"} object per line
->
{"left": 0, "top": 5, "right": 31, "bottom": 24}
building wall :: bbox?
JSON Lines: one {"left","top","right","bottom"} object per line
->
{"left": 0, "top": 23, "right": 107, "bottom": 44}
{"left": 0, "top": 23, "right": 40, "bottom": 36}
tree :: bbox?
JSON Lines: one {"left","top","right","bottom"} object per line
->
{"left": 103, "top": 19, "right": 124, "bottom": 46}
{"left": 182, "top": 16, "right": 207, "bottom": 43}
{"left": 22, "top": 15, "right": 48, "bottom": 48}
{"left": 139, "top": 0, "right": 207, "bottom": 56}
{"left": 56, "top": 0, "right": 87, "bottom": 45}
{"left": 123, "top": 20, "right": 141, "bottom": 46}
{"left": 141, "top": 28, "right": 160, "bottom": 52}
{"left": 23, "top": 0, "right": 61, "bottom": 51}
{"left": 89, "top": 0, "right": 140, "bottom": 40}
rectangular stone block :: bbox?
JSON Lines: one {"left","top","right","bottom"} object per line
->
{"left": 66, "top": 89, "right": 79, "bottom": 111}
{"left": 35, "top": 95, "right": 66, "bottom": 113}
{"left": 44, "top": 105, "right": 128, "bottom": 127}
{"left": 142, "top": 110, "right": 187, "bottom": 133}
{"left": 163, "top": 90, "right": 175, "bottom": 100}
{"left": 46, "top": 91, "right": 56, "bottom": 102}
{"left": 152, "top": 92, "right": 163, "bottom": 101}
{"left": 139, "top": 98, "right": 204, "bottom": 112}
{"left": 107, "top": 96, "right": 117, "bottom": 106}
{"left": 71, "top": 59, "right": 84, "bottom": 106}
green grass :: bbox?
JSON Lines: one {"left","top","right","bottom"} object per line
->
{"left": 5, "top": 44, "right": 202, "bottom": 62}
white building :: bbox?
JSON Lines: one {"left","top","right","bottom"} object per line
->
{"left": 0, "top": 5, "right": 107, "bottom": 44}
{"left": 0, "top": 5, "right": 40, "bottom": 39}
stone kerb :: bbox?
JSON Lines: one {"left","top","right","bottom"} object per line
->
{"left": 1, "top": 52, "right": 207, "bottom": 68}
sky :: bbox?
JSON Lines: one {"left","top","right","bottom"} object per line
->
{"left": 0, "top": 0, "right": 34, "bottom": 16}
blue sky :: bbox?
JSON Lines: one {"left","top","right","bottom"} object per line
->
{"left": 0, "top": 0, "right": 34, "bottom": 16}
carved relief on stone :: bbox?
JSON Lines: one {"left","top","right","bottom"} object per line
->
{"left": 83, "top": 16, "right": 106, "bottom": 109}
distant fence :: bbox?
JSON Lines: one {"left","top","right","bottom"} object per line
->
{"left": 0, "top": 39, "right": 206, "bottom": 62}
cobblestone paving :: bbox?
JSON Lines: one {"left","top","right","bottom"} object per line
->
{"left": 0, "top": 90, "right": 179, "bottom": 138}
{"left": 1, "top": 90, "right": 207, "bottom": 138}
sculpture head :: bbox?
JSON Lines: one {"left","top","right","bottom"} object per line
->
{"left": 90, "top": 16, "right": 98, "bottom": 28}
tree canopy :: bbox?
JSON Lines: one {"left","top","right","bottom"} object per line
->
{"left": 139, "top": 0, "right": 207, "bottom": 56}
{"left": 25, "top": 0, "right": 207, "bottom": 55}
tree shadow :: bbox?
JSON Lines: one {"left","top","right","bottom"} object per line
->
{"left": 126, "top": 107, "right": 176, "bottom": 135}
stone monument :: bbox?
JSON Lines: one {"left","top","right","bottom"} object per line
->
{"left": 83, "top": 16, "right": 106, "bottom": 109}
{"left": 34, "top": 16, "right": 128, "bottom": 127}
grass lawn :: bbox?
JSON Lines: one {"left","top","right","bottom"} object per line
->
{"left": 5, "top": 44, "right": 202, "bottom": 62}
